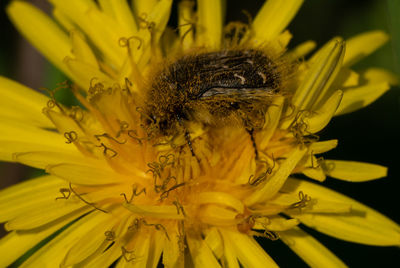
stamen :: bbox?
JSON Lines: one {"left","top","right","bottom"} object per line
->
{"left": 120, "top": 184, "right": 147, "bottom": 203}
{"left": 155, "top": 175, "right": 177, "bottom": 193}
{"left": 119, "top": 36, "right": 143, "bottom": 50}
{"left": 142, "top": 220, "right": 170, "bottom": 241}
{"left": 69, "top": 183, "right": 108, "bottom": 213}
{"left": 289, "top": 191, "right": 311, "bottom": 209}
{"left": 173, "top": 200, "right": 186, "bottom": 216}
{"left": 94, "top": 133, "right": 127, "bottom": 145}
{"left": 310, "top": 150, "right": 324, "bottom": 169}
{"left": 259, "top": 230, "right": 280, "bottom": 241}
{"left": 42, "top": 81, "right": 69, "bottom": 112}
{"left": 69, "top": 106, "right": 84, "bottom": 122}
{"left": 288, "top": 110, "right": 320, "bottom": 145}
{"left": 64, "top": 131, "right": 78, "bottom": 144}
{"left": 160, "top": 182, "right": 186, "bottom": 200}
{"left": 248, "top": 155, "right": 276, "bottom": 186}
{"left": 128, "top": 130, "right": 144, "bottom": 145}
{"left": 95, "top": 143, "right": 118, "bottom": 158}
{"left": 138, "top": 13, "right": 150, "bottom": 29}
{"left": 128, "top": 218, "right": 141, "bottom": 232}
{"left": 55, "top": 188, "right": 71, "bottom": 200}
{"left": 105, "top": 230, "right": 116, "bottom": 241}
{"left": 236, "top": 213, "right": 256, "bottom": 234}
{"left": 159, "top": 154, "right": 175, "bottom": 167}
{"left": 177, "top": 221, "right": 186, "bottom": 254}
{"left": 116, "top": 120, "right": 129, "bottom": 138}
{"left": 121, "top": 247, "right": 138, "bottom": 262}
{"left": 177, "top": 21, "right": 195, "bottom": 43}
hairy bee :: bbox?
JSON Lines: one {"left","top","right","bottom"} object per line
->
{"left": 143, "top": 49, "right": 283, "bottom": 155}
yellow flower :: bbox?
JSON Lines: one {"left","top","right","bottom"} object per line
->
{"left": 1, "top": 0, "right": 399, "bottom": 267}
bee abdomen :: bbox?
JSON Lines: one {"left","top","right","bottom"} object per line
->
{"left": 164, "top": 49, "right": 281, "bottom": 99}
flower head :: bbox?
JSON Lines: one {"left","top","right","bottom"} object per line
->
{"left": 1, "top": 0, "right": 399, "bottom": 267}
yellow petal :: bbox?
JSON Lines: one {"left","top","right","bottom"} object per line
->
{"left": 70, "top": 30, "right": 99, "bottom": 68}
{"left": 196, "top": 0, "right": 223, "bottom": 48}
{"left": 160, "top": 27, "right": 180, "bottom": 56}
{"left": 123, "top": 203, "right": 185, "bottom": 220}
{"left": 258, "top": 96, "right": 284, "bottom": 150}
{"left": 0, "top": 141, "right": 70, "bottom": 162}
{"left": 84, "top": 241, "right": 122, "bottom": 267}
{"left": 268, "top": 30, "right": 293, "bottom": 53}
{"left": 254, "top": 216, "right": 299, "bottom": 231}
{"left": 197, "top": 192, "right": 245, "bottom": 214}
{"left": 126, "top": 0, "right": 172, "bottom": 70}
{"left": 97, "top": 0, "right": 115, "bottom": 18}
{"left": 337, "top": 82, "right": 390, "bottom": 115}
{"left": 304, "top": 90, "right": 343, "bottom": 133}
{"left": 280, "top": 227, "right": 347, "bottom": 268}
{"left": 204, "top": 228, "right": 223, "bottom": 259}
{"left": 309, "top": 139, "right": 338, "bottom": 154}
{"left": 221, "top": 230, "right": 278, "bottom": 268}
{"left": 285, "top": 39, "right": 345, "bottom": 127}
{"left": 303, "top": 199, "right": 352, "bottom": 214}
{"left": 13, "top": 151, "right": 91, "bottom": 170}
{"left": 125, "top": 232, "right": 151, "bottom": 268}
{"left": 0, "top": 175, "right": 64, "bottom": 222}
{"left": 0, "top": 118, "right": 74, "bottom": 161}
{"left": 43, "top": 109, "right": 91, "bottom": 141}
{"left": 61, "top": 209, "right": 123, "bottom": 267}
{"left": 343, "top": 31, "right": 389, "bottom": 67}
{"left": 283, "top": 178, "right": 400, "bottom": 246}
{"left": 0, "top": 118, "right": 65, "bottom": 146}
{"left": 147, "top": 231, "right": 165, "bottom": 268}
{"left": 7, "top": 1, "right": 74, "bottom": 79}
{"left": 252, "top": 0, "right": 304, "bottom": 43}
{"left": 199, "top": 205, "right": 238, "bottom": 226}
{"left": 20, "top": 211, "right": 111, "bottom": 267}
{"left": 286, "top": 40, "right": 317, "bottom": 60}
{"left": 0, "top": 215, "right": 75, "bottom": 268}
{"left": 222, "top": 234, "right": 240, "bottom": 268}
{"left": 6, "top": 201, "right": 91, "bottom": 231}
{"left": 64, "top": 57, "right": 113, "bottom": 90}
{"left": 187, "top": 233, "right": 222, "bottom": 268}
{"left": 0, "top": 77, "right": 52, "bottom": 128}
{"left": 52, "top": 7, "right": 74, "bottom": 31}
{"left": 335, "top": 66, "right": 396, "bottom": 115}
{"left": 108, "top": 0, "right": 138, "bottom": 35}
{"left": 322, "top": 160, "right": 387, "bottom": 182}
{"left": 46, "top": 163, "right": 122, "bottom": 185}
{"left": 49, "top": 0, "right": 125, "bottom": 68}
{"left": 245, "top": 146, "right": 307, "bottom": 206}
{"left": 329, "top": 68, "right": 360, "bottom": 96}
{"left": 360, "top": 67, "right": 399, "bottom": 85}
{"left": 145, "top": 0, "right": 173, "bottom": 43}
{"left": 297, "top": 212, "right": 400, "bottom": 246}
{"left": 131, "top": 0, "right": 159, "bottom": 19}
{"left": 162, "top": 223, "right": 183, "bottom": 268}
{"left": 302, "top": 166, "right": 326, "bottom": 182}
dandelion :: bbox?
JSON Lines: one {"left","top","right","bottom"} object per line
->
{"left": 1, "top": 0, "right": 399, "bottom": 267}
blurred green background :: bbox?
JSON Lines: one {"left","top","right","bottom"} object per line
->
{"left": 0, "top": 0, "right": 399, "bottom": 267}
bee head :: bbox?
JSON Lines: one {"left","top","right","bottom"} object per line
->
{"left": 142, "top": 107, "right": 177, "bottom": 136}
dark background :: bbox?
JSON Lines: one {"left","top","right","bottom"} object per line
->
{"left": 1, "top": 0, "right": 399, "bottom": 267}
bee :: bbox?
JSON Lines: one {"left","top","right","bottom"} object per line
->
{"left": 142, "top": 48, "right": 284, "bottom": 156}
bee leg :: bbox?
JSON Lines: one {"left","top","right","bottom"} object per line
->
{"left": 176, "top": 113, "right": 196, "bottom": 157}
{"left": 185, "top": 131, "right": 196, "bottom": 157}
{"left": 247, "top": 128, "right": 259, "bottom": 160}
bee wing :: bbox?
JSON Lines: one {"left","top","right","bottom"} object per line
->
{"left": 199, "top": 87, "right": 276, "bottom": 101}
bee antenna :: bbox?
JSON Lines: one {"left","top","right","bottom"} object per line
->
{"left": 247, "top": 128, "right": 259, "bottom": 160}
